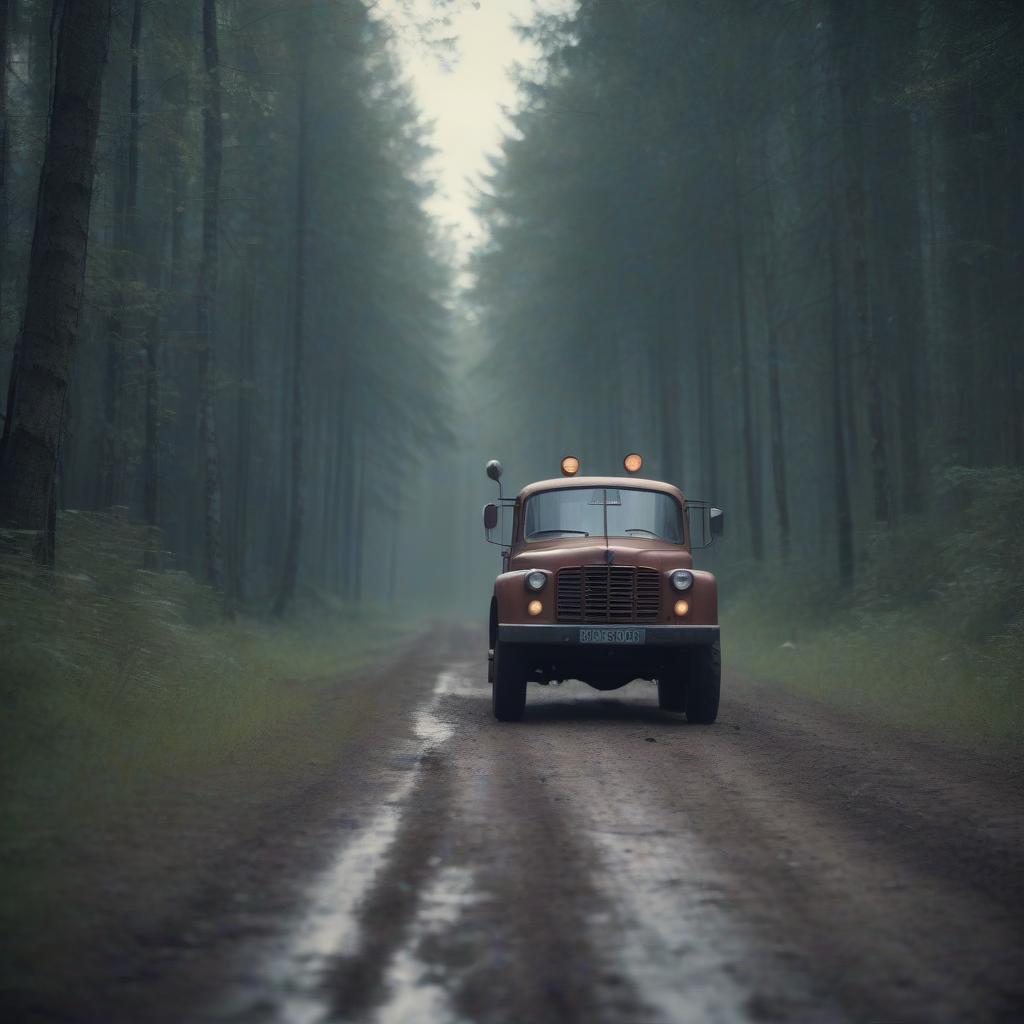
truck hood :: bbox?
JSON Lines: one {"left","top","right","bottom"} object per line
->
{"left": 509, "top": 537, "right": 693, "bottom": 572}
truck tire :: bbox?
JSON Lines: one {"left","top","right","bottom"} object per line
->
{"left": 492, "top": 639, "right": 527, "bottom": 721}
{"left": 685, "top": 641, "right": 720, "bottom": 724}
{"left": 657, "top": 670, "right": 687, "bottom": 712}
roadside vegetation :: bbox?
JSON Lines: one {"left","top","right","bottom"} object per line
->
{"left": 0, "top": 512, "right": 414, "bottom": 1003}
{"left": 724, "top": 468, "right": 1024, "bottom": 740}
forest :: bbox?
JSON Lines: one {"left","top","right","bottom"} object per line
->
{"left": 1, "top": 0, "right": 1021, "bottom": 619}
{"left": 0, "top": 0, "right": 1022, "bottom": 1014}
{"left": 471, "top": 0, "right": 1024, "bottom": 714}
{"left": 0, "top": 0, "right": 451, "bottom": 610}
{"left": 476, "top": 0, "right": 1022, "bottom": 579}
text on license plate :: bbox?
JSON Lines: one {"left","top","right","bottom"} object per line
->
{"left": 579, "top": 628, "right": 645, "bottom": 644}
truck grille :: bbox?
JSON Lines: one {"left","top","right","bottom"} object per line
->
{"left": 556, "top": 566, "right": 661, "bottom": 623}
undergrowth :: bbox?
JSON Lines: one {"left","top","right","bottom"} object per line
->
{"left": 1, "top": 512, "right": 406, "bottom": 836}
{"left": 0, "top": 510, "right": 414, "bottom": 990}
{"left": 723, "top": 467, "right": 1024, "bottom": 740}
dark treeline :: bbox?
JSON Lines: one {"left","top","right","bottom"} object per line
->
{"left": 473, "top": 0, "right": 1023, "bottom": 594}
{"left": 2, "top": 0, "right": 1022, "bottom": 622}
{"left": 0, "top": 0, "right": 450, "bottom": 611}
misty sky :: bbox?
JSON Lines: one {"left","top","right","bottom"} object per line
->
{"left": 378, "top": 0, "right": 576, "bottom": 258}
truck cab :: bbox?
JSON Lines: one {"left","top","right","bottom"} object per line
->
{"left": 483, "top": 455, "right": 723, "bottom": 722}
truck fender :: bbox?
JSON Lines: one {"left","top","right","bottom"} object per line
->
{"left": 492, "top": 569, "right": 545, "bottom": 625}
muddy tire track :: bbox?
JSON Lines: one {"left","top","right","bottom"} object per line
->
{"left": 35, "top": 629, "right": 1023, "bottom": 1024}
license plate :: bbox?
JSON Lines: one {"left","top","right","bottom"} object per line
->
{"left": 579, "top": 628, "right": 645, "bottom": 645}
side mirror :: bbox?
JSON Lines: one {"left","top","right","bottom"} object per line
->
{"left": 483, "top": 502, "right": 499, "bottom": 532}
{"left": 710, "top": 507, "right": 724, "bottom": 538}
{"left": 485, "top": 460, "right": 503, "bottom": 482}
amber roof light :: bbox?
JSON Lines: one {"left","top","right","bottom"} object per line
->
{"left": 561, "top": 455, "right": 580, "bottom": 476}
{"left": 624, "top": 453, "right": 643, "bottom": 473}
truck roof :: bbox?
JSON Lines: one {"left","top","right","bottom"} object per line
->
{"left": 516, "top": 476, "right": 687, "bottom": 503}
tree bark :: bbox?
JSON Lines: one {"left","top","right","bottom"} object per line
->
{"left": 99, "top": 0, "right": 142, "bottom": 511}
{"left": 657, "top": 314, "right": 680, "bottom": 485}
{"left": 133, "top": 0, "right": 162, "bottom": 568}
{"left": 695, "top": 260, "right": 719, "bottom": 502}
{"left": 231, "top": 275, "right": 253, "bottom": 605}
{"left": 272, "top": 38, "right": 309, "bottom": 617}
{"left": 197, "top": 0, "right": 225, "bottom": 590}
{"left": 760, "top": 169, "right": 790, "bottom": 562}
{"left": 830, "top": 0, "right": 893, "bottom": 525}
{"left": 0, "top": 0, "right": 10, "bottom": 328}
{"left": 829, "top": 185, "right": 854, "bottom": 588}
{"left": 351, "top": 442, "right": 366, "bottom": 602}
{"left": 319, "top": 404, "right": 336, "bottom": 581}
{"left": 330, "top": 411, "right": 350, "bottom": 594}
{"left": 142, "top": 309, "right": 160, "bottom": 568}
{"left": 729, "top": 127, "right": 764, "bottom": 561}
{"left": 0, "top": 0, "right": 113, "bottom": 553}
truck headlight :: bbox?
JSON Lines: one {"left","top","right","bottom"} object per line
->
{"left": 670, "top": 569, "right": 694, "bottom": 592}
{"left": 525, "top": 570, "right": 547, "bottom": 592}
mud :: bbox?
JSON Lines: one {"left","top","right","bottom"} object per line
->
{"left": 17, "top": 627, "right": 1024, "bottom": 1023}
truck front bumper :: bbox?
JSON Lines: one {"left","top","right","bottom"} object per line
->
{"left": 498, "top": 624, "right": 719, "bottom": 646}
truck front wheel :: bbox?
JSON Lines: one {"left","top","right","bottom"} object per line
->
{"left": 492, "top": 639, "right": 527, "bottom": 722}
{"left": 685, "top": 641, "right": 721, "bottom": 724}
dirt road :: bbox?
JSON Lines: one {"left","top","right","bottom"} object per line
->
{"left": 99, "top": 629, "right": 1024, "bottom": 1023}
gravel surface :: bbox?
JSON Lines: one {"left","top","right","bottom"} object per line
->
{"left": 27, "top": 627, "right": 1024, "bottom": 1023}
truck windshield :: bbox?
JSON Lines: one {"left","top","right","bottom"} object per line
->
{"left": 523, "top": 487, "right": 683, "bottom": 542}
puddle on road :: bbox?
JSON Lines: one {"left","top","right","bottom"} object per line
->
{"left": 588, "top": 825, "right": 750, "bottom": 1024}
{"left": 412, "top": 667, "right": 481, "bottom": 748}
{"left": 274, "top": 779, "right": 418, "bottom": 1022}
{"left": 373, "top": 866, "right": 482, "bottom": 1024}
{"left": 579, "top": 785, "right": 844, "bottom": 1024}
{"left": 210, "top": 663, "right": 481, "bottom": 1024}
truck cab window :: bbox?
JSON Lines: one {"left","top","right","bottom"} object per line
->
{"left": 524, "top": 487, "right": 683, "bottom": 542}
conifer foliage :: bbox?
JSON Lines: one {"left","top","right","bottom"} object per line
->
{"left": 0, "top": 0, "right": 451, "bottom": 608}
{"left": 473, "top": 0, "right": 1023, "bottom": 585}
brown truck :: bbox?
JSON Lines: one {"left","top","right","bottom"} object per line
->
{"left": 483, "top": 455, "right": 724, "bottom": 722}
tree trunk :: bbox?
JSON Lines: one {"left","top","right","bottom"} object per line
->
{"left": 760, "top": 171, "right": 790, "bottom": 562}
{"left": 99, "top": 0, "right": 142, "bottom": 512}
{"left": 126, "top": 0, "right": 162, "bottom": 570}
{"left": 98, "top": 0, "right": 145, "bottom": 520}
{"left": 197, "top": 0, "right": 224, "bottom": 590}
{"left": 341, "top": 425, "right": 361, "bottom": 601}
{"left": 232, "top": 276, "right": 253, "bottom": 605}
{"left": 657, "top": 315, "right": 680, "bottom": 484}
{"left": 98, "top": 266, "right": 124, "bottom": 509}
{"left": 829, "top": 187, "right": 854, "bottom": 588}
{"left": 695, "top": 255, "right": 720, "bottom": 502}
{"left": 0, "top": 0, "right": 113, "bottom": 555}
{"left": 272, "top": 41, "right": 309, "bottom": 618}
{"left": 142, "top": 309, "right": 160, "bottom": 568}
{"left": 729, "top": 129, "right": 764, "bottom": 561}
{"left": 351, "top": 443, "right": 366, "bottom": 602}
{"left": 830, "top": 0, "right": 892, "bottom": 525}
{"left": 330, "top": 411, "right": 349, "bottom": 594}
{"left": 0, "top": 0, "right": 10, "bottom": 329}
{"left": 386, "top": 507, "right": 398, "bottom": 606}
{"left": 320, "top": 405, "right": 336, "bottom": 580}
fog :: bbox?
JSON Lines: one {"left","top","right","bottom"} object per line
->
{"left": 2, "top": 2, "right": 1023, "bottom": 1019}
{"left": 0, "top": 0, "right": 1020, "bottom": 632}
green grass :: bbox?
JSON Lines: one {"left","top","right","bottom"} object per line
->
{"left": 1, "top": 512, "right": 408, "bottom": 835}
{"left": 724, "top": 586, "right": 1024, "bottom": 741}
{"left": 0, "top": 511, "right": 417, "bottom": 1000}
{"left": 722, "top": 471, "right": 1024, "bottom": 742}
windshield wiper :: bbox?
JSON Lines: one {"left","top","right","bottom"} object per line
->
{"left": 624, "top": 528, "right": 658, "bottom": 537}
{"left": 529, "top": 529, "right": 589, "bottom": 537}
